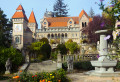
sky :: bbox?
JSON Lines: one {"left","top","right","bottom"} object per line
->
{"left": 0, "top": 0, "right": 110, "bottom": 29}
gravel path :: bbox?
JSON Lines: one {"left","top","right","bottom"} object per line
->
{"left": 67, "top": 73, "right": 120, "bottom": 82}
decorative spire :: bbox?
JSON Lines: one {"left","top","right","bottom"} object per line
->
{"left": 12, "top": 4, "right": 28, "bottom": 21}
{"left": 28, "top": 10, "right": 37, "bottom": 23}
{"left": 79, "top": 10, "right": 89, "bottom": 19}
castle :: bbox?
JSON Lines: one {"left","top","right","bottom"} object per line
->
{"left": 12, "top": 4, "right": 92, "bottom": 50}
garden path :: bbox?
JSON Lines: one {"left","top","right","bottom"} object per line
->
{"left": 67, "top": 73, "right": 120, "bottom": 82}
{"left": 27, "top": 60, "right": 57, "bottom": 74}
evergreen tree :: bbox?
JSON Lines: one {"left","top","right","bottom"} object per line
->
{"left": 89, "top": 7, "right": 95, "bottom": 18}
{"left": 53, "top": 0, "right": 69, "bottom": 17}
{"left": 0, "top": 8, "right": 12, "bottom": 47}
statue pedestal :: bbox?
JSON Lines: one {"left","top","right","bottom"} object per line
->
{"left": 57, "top": 52, "right": 62, "bottom": 69}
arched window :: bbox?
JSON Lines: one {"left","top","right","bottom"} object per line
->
{"left": 51, "top": 34, "right": 54, "bottom": 39}
{"left": 58, "top": 34, "right": 60, "bottom": 38}
{"left": 82, "top": 22, "right": 84, "bottom": 27}
{"left": 47, "top": 34, "right": 50, "bottom": 39}
{"left": 61, "top": 33, "right": 64, "bottom": 38}
{"left": 85, "top": 22, "right": 87, "bottom": 27}
{"left": 15, "top": 37, "right": 19, "bottom": 43}
{"left": 65, "top": 33, "right": 67, "bottom": 38}
{"left": 55, "top": 34, "right": 57, "bottom": 39}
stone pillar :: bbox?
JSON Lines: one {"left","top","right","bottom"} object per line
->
{"left": 57, "top": 51, "right": 62, "bottom": 69}
{"left": 67, "top": 55, "right": 73, "bottom": 72}
{"left": 98, "top": 35, "right": 108, "bottom": 61}
{"left": 100, "top": 35, "right": 108, "bottom": 56}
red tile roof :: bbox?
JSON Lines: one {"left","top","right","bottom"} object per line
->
{"left": 79, "top": 10, "right": 89, "bottom": 19}
{"left": 28, "top": 11, "right": 37, "bottom": 23}
{"left": 45, "top": 10, "right": 92, "bottom": 27}
{"left": 12, "top": 5, "right": 28, "bottom": 21}
{"left": 46, "top": 17, "right": 79, "bottom": 27}
{"left": 16, "top": 4, "right": 25, "bottom": 12}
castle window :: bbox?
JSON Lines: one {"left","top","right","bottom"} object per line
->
{"left": 15, "top": 36, "right": 19, "bottom": 44}
{"left": 76, "top": 34, "right": 77, "bottom": 36}
{"left": 65, "top": 33, "right": 67, "bottom": 38}
{"left": 82, "top": 22, "right": 84, "bottom": 27}
{"left": 69, "top": 21, "right": 72, "bottom": 24}
{"left": 44, "top": 22, "right": 46, "bottom": 25}
{"left": 85, "top": 22, "right": 87, "bottom": 27}
{"left": 72, "top": 34, "right": 74, "bottom": 37}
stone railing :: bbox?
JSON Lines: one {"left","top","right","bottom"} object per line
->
{"left": 36, "top": 27, "right": 80, "bottom": 33}
{"left": 62, "top": 54, "right": 97, "bottom": 63}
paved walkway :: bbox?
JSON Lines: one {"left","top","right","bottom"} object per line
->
{"left": 27, "top": 60, "right": 57, "bottom": 74}
{"left": 67, "top": 73, "right": 120, "bottom": 82}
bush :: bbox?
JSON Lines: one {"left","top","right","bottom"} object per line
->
{"left": 62, "top": 62, "right": 67, "bottom": 71}
{"left": 0, "top": 46, "right": 23, "bottom": 73}
{"left": 62, "top": 61, "right": 94, "bottom": 71}
{"left": 11, "top": 69, "right": 70, "bottom": 82}
{"left": 50, "top": 51, "right": 58, "bottom": 60}
{"left": 115, "top": 61, "right": 120, "bottom": 70}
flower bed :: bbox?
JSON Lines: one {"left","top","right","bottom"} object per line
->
{"left": 10, "top": 69, "right": 70, "bottom": 82}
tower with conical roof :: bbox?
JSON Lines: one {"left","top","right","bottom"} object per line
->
{"left": 28, "top": 10, "right": 38, "bottom": 42}
{"left": 12, "top": 4, "right": 32, "bottom": 50}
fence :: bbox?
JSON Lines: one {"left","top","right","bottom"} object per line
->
{"left": 62, "top": 54, "right": 97, "bottom": 63}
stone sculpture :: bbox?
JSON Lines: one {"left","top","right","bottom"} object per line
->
{"left": 5, "top": 58, "right": 12, "bottom": 74}
{"left": 67, "top": 56, "right": 73, "bottom": 72}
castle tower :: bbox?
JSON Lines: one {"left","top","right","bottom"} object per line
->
{"left": 12, "top": 4, "right": 32, "bottom": 50}
{"left": 28, "top": 10, "right": 38, "bottom": 42}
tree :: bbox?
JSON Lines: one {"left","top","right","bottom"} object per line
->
{"left": 84, "top": 15, "right": 113, "bottom": 43}
{"left": 89, "top": 7, "right": 95, "bottom": 18}
{"left": 0, "top": 8, "right": 12, "bottom": 47}
{"left": 0, "top": 46, "right": 23, "bottom": 72}
{"left": 28, "top": 41, "right": 51, "bottom": 60}
{"left": 98, "top": 0, "right": 120, "bottom": 60}
{"left": 65, "top": 41, "right": 79, "bottom": 54}
{"left": 40, "top": 44, "right": 51, "bottom": 59}
{"left": 53, "top": 0, "right": 69, "bottom": 17}
{"left": 67, "top": 39, "right": 73, "bottom": 43}
{"left": 57, "top": 43, "right": 67, "bottom": 55}
{"left": 40, "top": 37, "right": 49, "bottom": 44}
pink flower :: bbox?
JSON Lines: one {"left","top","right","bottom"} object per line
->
{"left": 97, "top": 54, "right": 100, "bottom": 58}
{"left": 110, "top": 4, "right": 115, "bottom": 7}
{"left": 35, "top": 75, "right": 37, "bottom": 77}
{"left": 104, "top": 35, "right": 111, "bottom": 40}
{"left": 32, "top": 76, "right": 34, "bottom": 78}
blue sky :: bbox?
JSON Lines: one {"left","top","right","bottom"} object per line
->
{"left": 0, "top": 0, "right": 110, "bottom": 28}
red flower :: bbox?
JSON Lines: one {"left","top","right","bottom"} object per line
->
{"left": 32, "top": 76, "right": 34, "bottom": 77}
{"left": 35, "top": 75, "right": 37, "bottom": 77}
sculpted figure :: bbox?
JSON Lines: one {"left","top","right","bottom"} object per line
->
{"left": 5, "top": 58, "right": 12, "bottom": 73}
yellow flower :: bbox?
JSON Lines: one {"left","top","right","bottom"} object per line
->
{"left": 50, "top": 74, "right": 52, "bottom": 76}
{"left": 52, "top": 76, "right": 54, "bottom": 78}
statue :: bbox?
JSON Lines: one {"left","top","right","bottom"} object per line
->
{"left": 5, "top": 58, "right": 12, "bottom": 74}
{"left": 67, "top": 56, "right": 73, "bottom": 72}
{"left": 81, "top": 48, "right": 85, "bottom": 54}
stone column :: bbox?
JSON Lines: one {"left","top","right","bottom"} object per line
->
{"left": 98, "top": 35, "right": 108, "bottom": 61}
{"left": 57, "top": 51, "right": 62, "bottom": 69}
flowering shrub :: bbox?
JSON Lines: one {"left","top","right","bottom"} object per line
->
{"left": 11, "top": 69, "right": 70, "bottom": 82}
